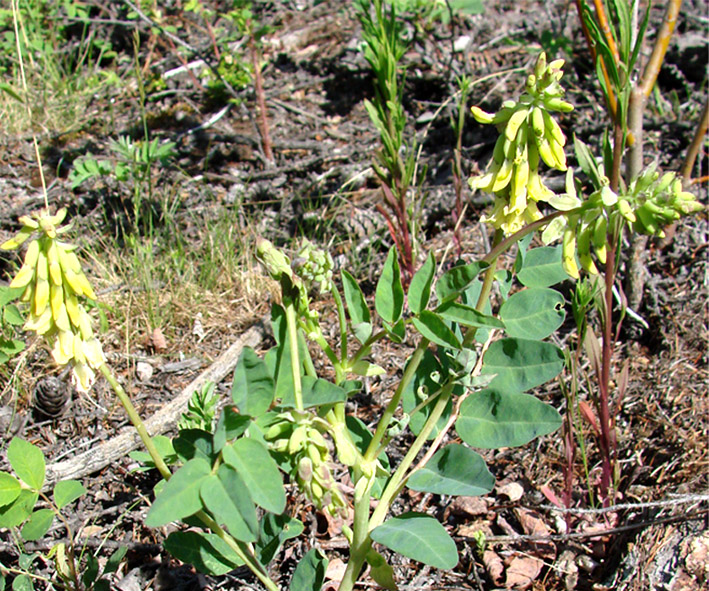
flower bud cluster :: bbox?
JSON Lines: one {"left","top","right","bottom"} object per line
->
{"left": 254, "top": 238, "right": 327, "bottom": 342}
{"left": 265, "top": 411, "right": 346, "bottom": 516}
{"left": 2, "top": 209, "right": 104, "bottom": 391}
{"left": 469, "top": 52, "right": 573, "bottom": 235}
{"left": 542, "top": 166, "right": 703, "bottom": 278}
{"left": 626, "top": 165, "right": 704, "bottom": 237}
{"left": 291, "top": 239, "right": 334, "bottom": 295}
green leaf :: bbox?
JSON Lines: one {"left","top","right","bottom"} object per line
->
{"left": 0, "top": 338, "right": 24, "bottom": 360}
{"left": 499, "top": 288, "right": 565, "bottom": 340}
{"left": 366, "top": 548, "right": 397, "bottom": 590}
{"left": 0, "top": 473, "right": 21, "bottom": 506}
{"left": 375, "top": 248, "right": 404, "bottom": 325}
{"left": 173, "top": 429, "right": 214, "bottom": 463}
{"left": 145, "top": 458, "right": 211, "bottom": 527}
{"left": 481, "top": 338, "right": 564, "bottom": 392}
{"left": 0, "top": 83, "right": 23, "bottom": 103}
{"left": 81, "top": 554, "right": 99, "bottom": 588}
{"left": 281, "top": 376, "right": 346, "bottom": 409}
{"left": 371, "top": 513, "right": 458, "bottom": 570}
{"left": 222, "top": 438, "right": 286, "bottom": 514}
{"left": 53, "top": 480, "right": 86, "bottom": 510}
{"left": 103, "top": 547, "right": 128, "bottom": 575}
{"left": 573, "top": 135, "right": 603, "bottom": 189}
{"left": 213, "top": 406, "right": 251, "bottom": 453}
{"left": 411, "top": 311, "right": 461, "bottom": 349}
{"left": 495, "top": 269, "right": 514, "bottom": 300}
{"left": 256, "top": 513, "right": 304, "bottom": 565}
{"left": 517, "top": 246, "right": 568, "bottom": 288}
{"left": 0, "top": 490, "right": 37, "bottom": 528}
{"left": 20, "top": 509, "right": 54, "bottom": 541}
{"left": 200, "top": 467, "right": 259, "bottom": 542}
{"left": 0, "top": 286, "right": 25, "bottom": 307}
{"left": 290, "top": 548, "right": 328, "bottom": 591}
{"left": 3, "top": 305, "right": 24, "bottom": 326}
{"left": 436, "top": 261, "right": 487, "bottom": 304}
{"left": 402, "top": 350, "right": 452, "bottom": 439}
{"left": 408, "top": 252, "right": 435, "bottom": 314}
{"left": 231, "top": 347, "right": 275, "bottom": 417}
{"left": 129, "top": 435, "right": 176, "bottom": 471}
{"left": 383, "top": 318, "right": 406, "bottom": 342}
{"left": 7, "top": 438, "right": 45, "bottom": 490}
{"left": 449, "top": 0, "right": 484, "bottom": 15}
{"left": 341, "top": 270, "right": 370, "bottom": 327}
{"left": 437, "top": 301, "right": 504, "bottom": 329}
{"left": 407, "top": 444, "right": 494, "bottom": 497}
{"left": 11, "top": 574, "right": 32, "bottom": 591}
{"left": 513, "top": 232, "right": 536, "bottom": 274}
{"left": 456, "top": 389, "right": 562, "bottom": 448}
{"left": 164, "top": 531, "right": 243, "bottom": 575}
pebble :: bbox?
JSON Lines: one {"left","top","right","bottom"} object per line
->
{"left": 135, "top": 361, "right": 154, "bottom": 382}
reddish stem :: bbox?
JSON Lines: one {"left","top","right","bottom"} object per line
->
{"left": 248, "top": 24, "right": 274, "bottom": 164}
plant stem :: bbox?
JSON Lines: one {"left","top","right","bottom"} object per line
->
{"left": 598, "top": 237, "right": 618, "bottom": 504}
{"left": 332, "top": 285, "right": 348, "bottom": 365}
{"left": 573, "top": 0, "right": 617, "bottom": 117}
{"left": 339, "top": 472, "right": 373, "bottom": 591}
{"left": 285, "top": 303, "right": 304, "bottom": 412}
{"left": 340, "top": 382, "right": 454, "bottom": 591}
{"left": 364, "top": 338, "right": 429, "bottom": 462}
{"left": 99, "top": 364, "right": 171, "bottom": 480}
{"left": 248, "top": 22, "right": 274, "bottom": 164}
{"left": 638, "top": 0, "right": 683, "bottom": 99}
{"left": 371, "top": 382, "right": 455, "bottom": 529}
{"left": 195, "top": 510, "right": 279, "bottom": 591}
{"left": 681, "top": 99, "right": 709, "bottom": 182}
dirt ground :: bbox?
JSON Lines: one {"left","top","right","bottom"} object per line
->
{"left": 0, "top": 1, "right": 707, "bottom": 590}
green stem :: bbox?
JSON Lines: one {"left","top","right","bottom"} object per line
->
{"left": 285, "top": 302, "right": 304, "bottom": 412}
{"left": 483, "top": 211, "right": 565, "bottom": 265}
{"left": 195, "top": 510, "right": 278, "bottom": 591}
{"left": 99, "top": 364, "right": 171, "bottom": 480}
{"left": 370, "top": 382, "right": 454, "bottom": 529}
{"left": 339, "top": 382, "right": 454, "bottom": 591}
{"left": 463, "top": 229, "right": 503, "bottom": 347}
{"left": 339, "top": 473, "right": 373, "bottom": 591}
{"left": 364, "top": 337, "right": 429, "bottom": 462}
{"left": 332, "top": 285, "right": 348, "bottom": 363}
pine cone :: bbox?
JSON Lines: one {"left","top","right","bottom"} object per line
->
{"left": 33, "top": 375, "right": 70, "bottom": 418}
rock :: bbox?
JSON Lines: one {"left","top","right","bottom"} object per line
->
{"left": 135, "top": 361, "right": 154, "bottom": 382}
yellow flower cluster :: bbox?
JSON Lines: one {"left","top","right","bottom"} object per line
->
{"left": 1, "top": 208, "right": 104, "bottom": 392}
{"left": 469, "top": 52, "right": 573, "bottom": 235}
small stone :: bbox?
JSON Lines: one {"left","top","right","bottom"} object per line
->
{"left": 454, "top": 35, "right": 471, "bottom": 52}
{"left": 136, "top": 361, "right": 154, "bottom": 382}
{"left": 498, "top": 481, "right": 525, "bottom": 502}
